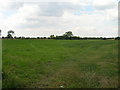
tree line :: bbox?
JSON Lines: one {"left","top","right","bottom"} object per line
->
{"left": 1, "top": 30, "right": 120, "bottom": 40}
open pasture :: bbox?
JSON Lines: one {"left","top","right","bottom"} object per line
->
{"left": 2, "top": 40, "right": 118, "bottom": 88}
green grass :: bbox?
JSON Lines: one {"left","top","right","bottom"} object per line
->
{"left": 3, "top": 40, "right": 118, "bottom": 88}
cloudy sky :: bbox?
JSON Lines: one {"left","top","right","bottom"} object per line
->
{"left": 0, "top": 0, "right": 119, "bottom": 37}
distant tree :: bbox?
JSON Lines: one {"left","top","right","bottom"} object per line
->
{"left": 26, "top": 37, "right": 30, "bottom": 39}
{"left": 0, "top": 30, "right": 1, "bottom": 36}
{"left": 7, "top": 30, "right": 15, "bottom": 38}
{"left": 22, "top": 36, "right": 24, "bottom": 39}
{"left": 14, "top": 36, "right": 17, "bottom": 39}
{"left": 103, "top": 37, "right": 107, "bottom": 40}
{"left": 18, "top": 37, "right": 22, "bottom": 39}
{"left": 37, "top": 37, "right": 40, "bottom": 39}
{"left": 63, "top": 31, "right": 73, "bottom": 38}
{"left": 50, "top": 35, "right": 55, "bottom": 39}
{"left": 43, "top": 37, "right": 46, "bottom": 39}
{"left": 40, "top": 37, "right": 43, "bottom": 39}
{"left": 115, "top": 37, "right": 120, "bottom": 40}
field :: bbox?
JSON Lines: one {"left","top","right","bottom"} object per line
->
{"left": 2, "top": 39, "right": 118, "bottom": 88}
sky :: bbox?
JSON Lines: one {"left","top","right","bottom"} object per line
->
{"left": 0, "top": 0, "right": 119, "bottom": 37}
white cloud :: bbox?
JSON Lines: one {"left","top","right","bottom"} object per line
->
{"left": 0, "top": 0, "right": 24, "bottom": 11}
{"left": 93, "top": 0, "right": 118, "bottom": 10}
{"left": 0, "top": 0, "right": 118, "bottom": 37}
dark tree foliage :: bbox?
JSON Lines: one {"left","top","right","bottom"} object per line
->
{"left": 0, "top": 30, "right": 1, "bottom": 36}
{"left": 7, "top": 30, "right": 14, "bottom": 38}
{"left": 3, "top": 30, "right": 118, "bottom": 40}
{"left": 50, "top": 35, "right": 55, "bottom": 39}
{"left": 63, "top": 31, "right": 73, "bottom": 38}
{"left": 7, "top": 34, "right": 13, "bottom": 38}
{"left": 37, "top": 37, "right": 40, "bottom": 39}
{"left": 115, "top": 37, "right": 120, "bottom": 40}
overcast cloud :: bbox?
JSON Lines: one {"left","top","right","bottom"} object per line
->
{"left": 0, "top": 0, "right": 119, "bottom": 37}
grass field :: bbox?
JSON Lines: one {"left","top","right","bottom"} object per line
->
{"left": 2, "top": 39, "right": 118, "bottom": 88}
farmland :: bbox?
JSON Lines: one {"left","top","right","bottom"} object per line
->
{"left": 2, "top": 39, "right": 118, "bottom": 88}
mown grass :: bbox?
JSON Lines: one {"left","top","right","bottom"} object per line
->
{"left": 2, "top": 40, "right": 118, "bottom": 88}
